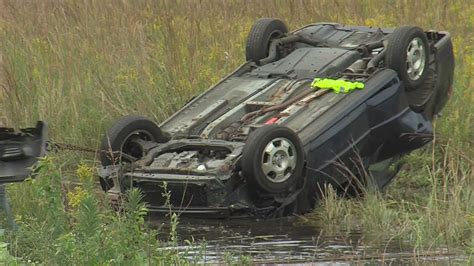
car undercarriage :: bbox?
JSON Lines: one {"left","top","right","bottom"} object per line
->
{"left": 93, "top": 20, "right": 452, "bottom": 217}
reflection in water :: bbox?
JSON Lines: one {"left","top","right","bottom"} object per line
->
{"left": 149, "top": 216, "right": 466, "bottom": 264}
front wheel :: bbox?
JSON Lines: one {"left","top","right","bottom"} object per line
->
{"left": 100, "top": 115, "right": 168, "bottom": 166}
{"left": 99, "top": 115, "right": 168, "bottom": 191}
{"left": 241, "top": 125, "right": 304, "bottom": 194}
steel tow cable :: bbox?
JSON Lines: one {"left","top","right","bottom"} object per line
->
{"left": 46, "top": 141, "right": 138, "bottom": 162}
{"left": 46, "top": 141, "right": 102, "bottom": 154}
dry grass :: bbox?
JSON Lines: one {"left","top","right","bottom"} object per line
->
{"left": 0, "top": 0, "right": 471, "bottom": 147}
{"left": 0, "top": 0, "right": 472, "bottom": 259}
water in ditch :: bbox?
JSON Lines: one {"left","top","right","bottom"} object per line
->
{"left": 150, "top": 216, "right": 468, "bottom": 264}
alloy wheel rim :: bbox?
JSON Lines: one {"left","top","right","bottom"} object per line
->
{"left": 406, "top": 37, "right": 426, "bottom": 80}
{"left": 261, "top": 137, "right": 297, "bottom": 183}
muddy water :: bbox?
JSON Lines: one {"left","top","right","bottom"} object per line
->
{"left": 150, "top": 216, "right": 467, "bottom": 264}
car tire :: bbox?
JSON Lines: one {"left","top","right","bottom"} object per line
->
{"left": 431, "top": 39, "right": 455, "bottom": 116}
{"left": 100, "top": 115, "right": 168, "bottom": 166}
{"left": 245, "top": 18, "right": 288, "bottom": 65}
{"left": 406, "top": 69, "right": 437, "bottom": 114}
{"left": 385, "top": 26, "right": 430, "bottom": 90}
{"left": 241, "top": 125, "right": 304, "bottom": 194}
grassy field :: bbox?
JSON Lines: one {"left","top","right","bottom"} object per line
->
{"left": 0, "top": 0, "right": 473, "bottom": 263}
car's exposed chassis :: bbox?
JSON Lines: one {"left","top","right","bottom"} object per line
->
{"left": 98, "top": 21, "right": 454, "bottom": 218}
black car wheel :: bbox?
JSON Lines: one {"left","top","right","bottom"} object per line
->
{"left": 406, "top": 69, "right": 437, "bottom": 114}
{"left": 100, "top": 115, "right": 168, "bottom": 166}
{"left": 385, "top": 26, "right": 430, "bottom": 90}
{"left": 245, "top": 18, "right": 288, "bottom": 65}
{"left": 241, "top": 125, "right": 304, "bottom": 194}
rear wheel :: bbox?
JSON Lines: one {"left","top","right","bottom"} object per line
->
{"left": 406, "top": 69, "right": 437, "bottom": 114}
{"left": 385, "top": 26, "right": 430, "bottom": 90}
{"left": 241, "top": 125, "right": 304, "bottom": 194}
{"left": 245, "top": 18, "right": 288, "bottom": 64}
{"left": 431, "top": 40, "right": 455, "bottom": 116}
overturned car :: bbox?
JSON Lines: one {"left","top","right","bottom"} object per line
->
{"left": 98, "top": 19, "right": 454, "bottom": 217}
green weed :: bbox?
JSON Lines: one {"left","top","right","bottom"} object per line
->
{"left": 5, "top": 158, "right": 193, "bottom": 264}
{"left": 0, "top": 0, "right": 471, "bottom": 262}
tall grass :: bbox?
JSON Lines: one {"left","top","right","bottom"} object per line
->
{"left": 306, "top": 147, "right": 473, "bottom": 254}
{"left": 0, "top": 0, "right": 472, "bottom": 261}
{"left": 0, "top": 0, "right": 472, "bottom": 148}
